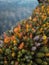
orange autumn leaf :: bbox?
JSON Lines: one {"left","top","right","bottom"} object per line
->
{"left": 15, "top": 32, "right": 22, "bottom": 38}
{"left": 13, "top": 27, "right": 19, "bottom": 33}
{"left": 41, "top": 5, "right": 45, "bottom": 9}
{"left": 13, "top": 26, "right": 20, "bottom": 33}
{"left": 33, "top": 17, "right": 37, "bottom": 22}
{"left": 18, "top": 42, "right": 24, "bottom": 49}
{"left": 26, "top": 24, "right": 29, "bottom": 28}
{"left": 11, "top": 35, "right": 16, "bottom": 41}
{"left": 36, "top": 7, "right": 40, "bottom": 12}
{"left": 41, "top": 15, "right": 47, "bottom": 20}
{"left": 10, "top": 35, "right": 17, "bottom": 44}
{"left": 18, "top": 32, "right": 23, "bottom": 39}
{"left": 26, "top": 24, "right": 29, "bottom": 32}
{"left": 4, "top": 36, "right": 10, "bottom": 43}
{"left": 30, "top": 33, "right": 33, "bottom": 38}
{"left": 45, "top": 53, "right": 49, "bottom": 57}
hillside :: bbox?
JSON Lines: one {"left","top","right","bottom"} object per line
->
{"left": 0, "top": 0, "right": 49, "bottom": 65}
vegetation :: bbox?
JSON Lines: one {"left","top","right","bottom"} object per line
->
{"left": 0, "top": 0, "right": 49, "bottom": 65}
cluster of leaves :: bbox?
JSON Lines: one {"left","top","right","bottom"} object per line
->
{"left": 38, "top": 0, "right": 49, "bottom": 3}
{"left": 0, "top": 1, "right": 49, "bottom": 65}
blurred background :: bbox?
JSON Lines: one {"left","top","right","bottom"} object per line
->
{"left": 0, "top": 0, "right": 39, "bottom": 35}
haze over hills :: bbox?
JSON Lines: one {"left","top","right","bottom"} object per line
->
{"left": 0, "top": 0, "right": 38, "bottom": 35}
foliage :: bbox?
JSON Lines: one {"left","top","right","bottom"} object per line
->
{"left": 0, "top": 0, "right": 49, "bottom": 65}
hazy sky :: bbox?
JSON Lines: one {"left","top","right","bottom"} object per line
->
{"left": 0, "top": 0, "right": 37, "bottom": 2}
{"left": 0, "top": 0, "right": 15, "bottom": 1}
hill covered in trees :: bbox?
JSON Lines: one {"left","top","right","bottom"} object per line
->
{"left": 0, "top": 0, "right": 49, "bottom": 65}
